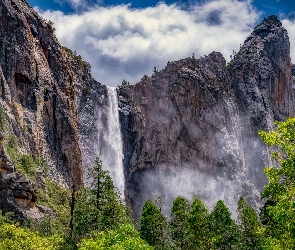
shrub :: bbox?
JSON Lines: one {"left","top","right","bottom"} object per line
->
{"left": 0, "top": 107, "right": 6, "bottom": 132}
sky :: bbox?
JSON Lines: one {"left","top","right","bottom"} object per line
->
{"left": 27, "top": 0, "right": 295, "bottom": 87}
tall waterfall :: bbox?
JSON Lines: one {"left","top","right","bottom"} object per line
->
{"left": 80, "top": 86, "right": 125, "bottom": 199}
{"left": 98, "top": 86, "right": 125, "bottom": 199}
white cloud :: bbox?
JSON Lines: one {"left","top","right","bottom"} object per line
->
{"left": 40, "top": 0, "right": 261, "bottom": 87}
{"left": 282, "top": 19, "right": 295, "bottom": 63}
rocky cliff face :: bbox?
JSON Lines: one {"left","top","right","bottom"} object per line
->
{"left": 0, "top": 1, "right": 293, "bottom": 223}
{"left": 118, "top": 15, "right": 295, "bottom": 217}
{"left": 0, "top": 0, "right": 89, "bottom": 220}
{"left": 75, "top": 74, "right": 107, "bottom": 184}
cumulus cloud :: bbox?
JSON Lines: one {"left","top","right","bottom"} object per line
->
{"left": 40, "top": 0, "right": 261, "bottom": 86}
{"left": 282, "top": 19, "right": 295, "bottom": 63}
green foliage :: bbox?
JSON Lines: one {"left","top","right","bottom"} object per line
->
{"left": 237, "top": 197, "right": 263, "bottom": 249}
{"left": 139, "top": 200, "right": 168, "bottom": 249}
{"left": 118, "top": 79, "right": 130, "bottom": 89}
{"left": 6, "top": 135, "right": 50, "bottom": 179}
{"left": 0, "top": 210, "right": 13, "bottom": 226}
{"left": 7, "top": 134, "right": 18, "bottom": 148}
{"left": 170, "top": 197, "right": 190, "bottom": 249}
{"left": 19, "top": 154, "right": 38, "bottom": 178}
{"left": 258, "top": 117, "right": 295, "bottom": 249}
{"left": 72, "top": 157, "right": 131, "bottom": 243}
{"left": 261, "top": 237, "right": 283, "bottom": 250}
{"left": 187, "top": 197, "right": 210, "bottom": 249}
{"left": 6, "top": 139, "right": 38, "bottom": 179}
{"left": 5, "top": 136, "right": 71, "bottom": 238}
{"left": 0, "top": 223, "right": 62, "bottom": 250}
{"left": 6, "top": 134, "right": 38, "bottom": 178}
{"left": 227, "top": 50, "right": 241, "bottom": 67}
{"left": 0, "top": 107, "right": 7, "bottom": 132}
{"left": 72, "top": 187, "right": 101, "bottom": 240}
{"left": 78, "top": 223, "right": 153, "bottom": 250}
{"left": 24, "top": 215, "right": 56, "bottom": 238}
{"left": 47, "top": 20, "right": 56, "bottom": 33}
{"left": 208, "top": 200, "right": 240, "bottom": 249}
{"left": 36, "top": 178, "right": 71, "bottom": 235}
{"left": 39, "top": 157, "right": 50, "bottom": 177}
{"left": 62, "top": 46, "right": 91, "bottom": 70}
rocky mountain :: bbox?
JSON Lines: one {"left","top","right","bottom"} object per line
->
{"left": 0, "top": 0, "right": 94, "bottom": 220}
{"left": 118, "top": 15, "right": 295, "bottom": 217}
{"left": 0, "top": 0, "right": 294, "bottom": 222}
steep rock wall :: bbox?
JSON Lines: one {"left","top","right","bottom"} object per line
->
{"left": 119, "top": 16, "right": 295, "bottom": 217}
{"left": 0, "top": 0, "right": 87, "bottom": 219}
{"left": 74, "top": 74, "right": 107, "bottom": 183}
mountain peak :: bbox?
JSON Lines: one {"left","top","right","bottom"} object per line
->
{"left": 253, "top": 15, "right": 283, "bottom": 38}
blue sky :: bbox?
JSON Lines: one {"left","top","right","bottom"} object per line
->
{"left": 27, "top": 0, "right": 295, "bottom": 87}
{"left": 27, "top": 0, "right": 295, "bottom": 18}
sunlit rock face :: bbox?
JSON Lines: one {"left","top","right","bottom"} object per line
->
{"left": 0, "top": 0, "right": 85, "bottom": 220}
{"left": 118, "top": 15, "right": 295, "bottom": 218}
{"left": 2, "top": 0, "right": 294, "bottom": 223}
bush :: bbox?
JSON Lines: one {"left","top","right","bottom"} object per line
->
{"left": 78, "top": 224, "right": 153, "bottom": 250}
{"left": 7, "top": 134, "right": 18, "bottom": 148}
{"left": 39, "top": 157, "right": 49, "bottom": 177}
{"left": 19, "top": 154, "right": 38, "bottom": 178}
{"left": 36, "top": 178, "right": 71, "bottom": 235}
{"left": 6, "top": 135, "right": 39, "bottom": 179}
{"left": 0, "top": 107, "right": 6, "bottom": 132}
{"left": 0, "top": 223, "right": 63, "bottom": 250}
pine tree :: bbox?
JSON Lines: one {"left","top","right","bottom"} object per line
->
{"left": 237, "top": 197, "right": 263, "bottom": 249}
{"left": 140, "top": 200, "right": 168, "bottom": 249}
{"left": 258, "top": 117, "right": 295, "bottom": 248}
{"left": 208, "top": 200, "right": 240, "bottom": 249}
{"left": 187, "top": 197, "right": 209, "bottom": 249}
{"left": 170, "top": 197, "right": 190, "bottom": 249}
{"left": 72, "top": 157, "right": 130, "bottom": 242}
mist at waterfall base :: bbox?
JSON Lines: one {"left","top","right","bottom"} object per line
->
{"left": 126, "top": 106, "right": 267, "bottom": 219}
{"left": 130, "top": 161, "right": 262, "bottom": 220}
{"left": 80, "top": 86, "right": 268, "bottom": 220}
{"left": 126, "top": 113, "right": 269, "bottom": 220}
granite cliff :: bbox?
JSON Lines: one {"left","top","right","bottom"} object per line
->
{"left": 0, "top": 0, "right": 93, "bottom": 220}
{"left": 118, "top": 15, "right": 295, "bottom": 217}
{"left": 0, "top": 0, "right": 294, "bottom": 223}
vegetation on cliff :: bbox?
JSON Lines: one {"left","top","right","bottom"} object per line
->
{"left": 1, "top": 117, "right": 295, "bottom": 249}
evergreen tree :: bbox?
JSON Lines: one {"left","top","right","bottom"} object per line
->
{"left": 170, "top": 197, "right": 190, "bottom": 249}
{"left": 72, "top": 157, "right": 130, "bottom": 243}
{"left": 140, "top": 200, "right": 168, "bottom": 249}
{"left": 208, "top": 200, "right": 240, "bottom": 249}
{"left": 187, "top": 197, "right": 209, "bottom": 249}
{"left": 258, "top": 117, "right": 295, "bottom": 248}
{"left": 237, "top": 197, "right": 263, "bottom": 249}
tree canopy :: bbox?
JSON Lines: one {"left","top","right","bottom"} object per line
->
{"left": 258, "top": 117, "right": 295, "bottom": 249}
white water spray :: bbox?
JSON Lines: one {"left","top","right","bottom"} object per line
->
{"left": 81, "top": 86, "right": 126, "bottom": 199}
{"left": 99, "top": 87, "right": 125, "bottom": 199}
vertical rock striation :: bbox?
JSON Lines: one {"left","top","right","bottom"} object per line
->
{"left": 2, "top": 0, "right": 292, "bottom": 223}
{"left": 118, "top": 15, "right": 295, "bottom": 217}
{"left": 0, "top": 0, "right": 89, "bottom": 219}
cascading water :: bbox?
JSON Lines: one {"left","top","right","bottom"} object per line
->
{"left": 100, "top": 87, "right": 125, "bottom": 199}
{"left": 80, "top": 86, "right": 125, "bottom": 199}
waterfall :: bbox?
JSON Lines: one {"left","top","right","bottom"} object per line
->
{"left": 80, "top": 86, "right": 125, "bottom": 199}
{"left": 99, "top": 86, "right": 125, "bottom": 199}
